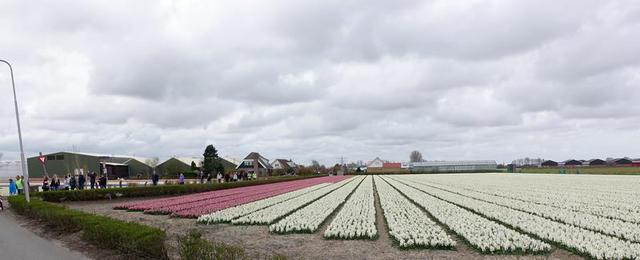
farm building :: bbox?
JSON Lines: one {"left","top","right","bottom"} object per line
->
{"left": 367, "top": 157, "right": 385, "bottom": 168}
{"left": 237, "top": 152, "right": 273, "bottom": 177}
{"left": 27, "top": 152, "right": 153, "bottom": 179}
{"left": 156, "top": 156, "right": 238, "bottom": 176}
{"left": 409, "top": 160, "right": 497, "bottom": 173}
{"left": 608, "top": 158, "right": 632, "bottom": 166}
{"left": 585, "top": 159, "right": 606, "bottom": 166}
{"left": 382, "top": 162, "right": 401, "bottom": 168}
{"left": 541, "top": 160, "right": 559, "bottom": 167}
{"left": 562, "top": 159, "right": 583, "bottom": 166}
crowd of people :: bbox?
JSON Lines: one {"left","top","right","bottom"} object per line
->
{"left": 173, "top": 171, "right": 258, "bottom": 185}
{"left": 38, "top": 172, "right": 109, "bottom": 191}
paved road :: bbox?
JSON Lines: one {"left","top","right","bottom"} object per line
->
{"left": 0, "top": 209, "right": 89, "bottom": 260}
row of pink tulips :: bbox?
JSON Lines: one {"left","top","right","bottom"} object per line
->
{"left": 114, "top": 176, "right": 349, "bottom": 218}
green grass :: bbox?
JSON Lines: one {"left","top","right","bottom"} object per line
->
{"left": 520, "top": 166, "right": 640, "bottom": 175}
{"left": 8, "top": 196, "right": 167, "bottom": 259}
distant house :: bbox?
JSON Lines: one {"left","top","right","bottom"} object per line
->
{"left": 271, "top": 159, "right": 297, "bottom": 173}
{"left": 563, "top": 159, "right": 582, "bottom": 166}
{"left": 237, "top": 152, "right": 273, "bottom": 177}
{"left": 541, "top": 160, "right": 558, "bottom": 167}
{"left": 586, "top": 159, "right": 606, "bottom": 166}
{"left": 367, "top": 157, "right": 385, "bottom": 168}
{"left": 608, "top": 158, "right": 633, "bottom": 166}
{"left": 382, "top": 162, "right": 401, "bottom": 168}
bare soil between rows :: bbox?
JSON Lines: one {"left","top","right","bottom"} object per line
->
{"left": 64, "top": 197, "right": 585, "bottom": 260}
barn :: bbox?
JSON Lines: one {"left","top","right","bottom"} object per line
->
{"left": 609, "top": 158, "right": 632, "bottom": 166}
{"left": 586, "top": 159, "right": 606, "bottom": 166}
{"left": 156, "top": 156, "right": 238, "bottom": 176}
{"left": 541, "top": 160, "right": 559, "bottom": 167}
{"left": 27, "top": 152, "right": 153, "bottom": 179}
{"left": 563, "top": 159, "right": 583, "bottom": 166}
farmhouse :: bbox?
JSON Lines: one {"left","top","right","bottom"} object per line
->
{"left": 367, "top": 157, "right": 385, "bottom": 168}
{"left": 27, "top": 151, "right": 153, "bottom": 179}
{"left": 271, "top": 159, "right": 297, "bottom": 173}
{"left": 410, "top": 160, "right": 497, "bottom": 173}
{"left": 237, "top": 152, "right": 273, "bottom": 177}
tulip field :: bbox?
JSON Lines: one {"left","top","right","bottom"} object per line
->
{"left": 111, "top": 173, "right": 640, "bottom": 259}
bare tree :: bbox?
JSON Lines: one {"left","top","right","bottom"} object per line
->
{"left": 145, "top": 157, "right": 160, "bottom": 168}
{"left": 410, "top": 150, "right": 424, "bottom": 163}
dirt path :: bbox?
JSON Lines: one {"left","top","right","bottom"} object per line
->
{"left": 65, "top": 193, "right": 585, "bottom": 260}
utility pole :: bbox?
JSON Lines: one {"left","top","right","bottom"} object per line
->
{"left": 1, "top": 59, "right": 30, "bottom": 202}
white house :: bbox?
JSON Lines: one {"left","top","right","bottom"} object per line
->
{"left": 367, "top": 157, "right": 385, "bottom": 168}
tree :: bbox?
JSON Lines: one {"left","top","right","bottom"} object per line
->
{"left": 190, "top": 161, "right": 198, "bottom": 172}
{"left": 410, "top": 150, "right": 424, "bottom": 163}
{"left": 203, "top": 145, "right": 222, "bottom": 175}
{"left": 145, "top": 157, "right": 159, "bottom": 168}
{"left": 311, "top": 160, "right": 320, "bottom": 171}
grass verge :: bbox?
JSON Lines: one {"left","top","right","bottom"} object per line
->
{"left": 8, "top": 196, "right": 167, "bottom": 259}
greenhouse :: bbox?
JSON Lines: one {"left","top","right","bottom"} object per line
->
{"left": 409, "top": 160, "right": 497, "bottom": 173}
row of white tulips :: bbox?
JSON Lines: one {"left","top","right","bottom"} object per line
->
{"left": 426, "top": 174, "right": 640, "bottom": 212}
{"left": 394, "top": 176, "right": 640, "bottom": 260}
{"left": 374, "top": 176, "right": 455, "bottom": 248}
{"left": 323, "top": 176, "right": 377, "bottom": 239}
{"left": 457, "top": 183, "right": 640, "bottom": 224}
{"left": 232, "top": 177, "right": 356, "bottom": 225}
{"left": 383, "top": 177, "right": 549, "bottom": 253}
{"left": 418, "top": 180, "right": 640, "bottom": 242}
{"left": 270, "top": 176, "right": 365, "bottom": 233}
{"left": 424, "top": 176, "right": 640, "bottom": 223}
{"left": 197, "top": 183, "right": 332, "bottom": 224}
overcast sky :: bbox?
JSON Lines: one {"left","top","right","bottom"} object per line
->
{"left": 1, "top": 0, "right": 639, "bottom": 165}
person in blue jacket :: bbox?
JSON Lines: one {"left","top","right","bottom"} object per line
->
{"left": 9, "top": 178, "right": 17, "bottom": 195}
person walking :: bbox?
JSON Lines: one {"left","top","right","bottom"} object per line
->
{"left": 151, "top": 171, "right": 159, "bottom": 186}
{"left": 178, "top": 173, "right": 185, "bottom": 185}
{"left": 78, "top": 173, "right": 85, "bottom": 190}
{"left": 9, "top": 178, "right": 17, "bottom": 195}
{"left": 216, "top": 172, "right": 222, "bottom": 183}
{"left": 15, "top": 175, "right": 24, "bottom": 195}
{"left": 89, "top": 171, "right": 97, "bottom": 189}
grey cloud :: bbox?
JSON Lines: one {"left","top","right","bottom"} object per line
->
{"left": 1, "top": 0, "right": 640, "bottom": 166}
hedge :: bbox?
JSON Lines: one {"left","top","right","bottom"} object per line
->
{"left": 41, "top": 175, "right": 325, "bottom": 202}
{"left": 8, "top": 196, "right": 167, "bottom": 259}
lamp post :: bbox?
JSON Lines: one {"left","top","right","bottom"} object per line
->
{"left": 1, "top": 59, "right": 30, "bottom": 202}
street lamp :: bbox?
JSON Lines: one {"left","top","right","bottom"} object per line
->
{"left": 1, "top": 59, "right": 30, "bottom": 203}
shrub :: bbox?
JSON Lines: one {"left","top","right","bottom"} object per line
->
{"left": 41, "top": 175, "right": 325, "bottom": 202}
{"left": 8, "top": 196, "right": 167, "bottom": 259}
